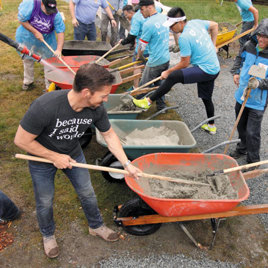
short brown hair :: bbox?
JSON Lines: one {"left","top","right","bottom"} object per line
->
{"left": 73, "top": 63, "right": 115, "bottom": 93}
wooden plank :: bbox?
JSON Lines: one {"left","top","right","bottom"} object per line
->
{"left": 118, "top": 204, "right": 268, "bottom": 226}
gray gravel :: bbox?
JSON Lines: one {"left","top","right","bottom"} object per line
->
{"left": 99, "top": 53, "right": 267, "bottom": 267}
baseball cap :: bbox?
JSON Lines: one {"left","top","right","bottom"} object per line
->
{"left": 42, "top": 0, "right": 57, "bottom": 14}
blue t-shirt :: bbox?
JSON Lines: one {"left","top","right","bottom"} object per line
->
{"left": 236, "top": 0, "right": 254, "bottom": 22}
{"left": 179, "top": 20, "right": 220, "bottom": 75}
{"left": 140, "top": 13, "right": 170, "bottom": 67}
{"left": 73, "top": 0, "right": 108, "bottom": 24}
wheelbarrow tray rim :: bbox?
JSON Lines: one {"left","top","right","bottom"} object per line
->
{"left": 124, "top": 153, "right": 250, "bottom": 217}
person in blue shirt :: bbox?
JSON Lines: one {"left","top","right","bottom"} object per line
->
{"left": 133, "top": 7, "right": 220, "bottom": 134}
{"left": 134, "top": 0, "right": 170, "bottom": 111}
{"left": 16, "top": 0, "right": 65, "bottom": 91}
{"left": 69, "top": 0, "right": 116, "bottom": 41}
{"left": 233, "top": 0, "right": 258, "bottom": 52}
{"left": 230, "top": 19, "right": 268, "bottom": 164}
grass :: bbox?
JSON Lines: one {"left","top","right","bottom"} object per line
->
{"left": 0, "top": 0, "right": 268, "bottom": 236}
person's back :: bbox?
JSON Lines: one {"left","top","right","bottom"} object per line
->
{"left": 180, "top": 19, "right": 220, "bottom": 75}
{"left": 141, "top": 12, "right": 169, "bottom": 67}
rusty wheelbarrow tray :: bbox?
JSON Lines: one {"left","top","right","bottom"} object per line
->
{"left": 114, "top": 153, "right": 268, "bottom": 249}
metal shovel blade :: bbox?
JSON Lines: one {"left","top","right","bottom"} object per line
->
{"left": 248, "top": 65, "right": 266, "bottom": 79}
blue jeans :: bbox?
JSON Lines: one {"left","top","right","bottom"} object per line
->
{"left": 74, "top": 20, "right": 97, "bottom": 41}
{"left": 29, "top": 153, "right": 103, "bottom": 237}
{"left": 0, "top": 190, "right": 20, "bottom": 222}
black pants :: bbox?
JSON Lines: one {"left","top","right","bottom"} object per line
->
{"left": 150, "top": 66, "right": 219, "bottom": 123}
{"left": 235, "top": 102, "right": 265, "bottom": 163}
{"left": 0, "top": 190, "right": 20, "bottom": 221}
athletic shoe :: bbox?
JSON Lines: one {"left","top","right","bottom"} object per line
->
{"left": 201, "top": 124, "right": 217, "bottom": 135}
{"left": 132, "top": 97, "right": 151, "bottom": 109}
{"left": 22, "top": 82, "right": 34, "bottom": 91}
{"left": 88, "top": 225, "right": 119, "bottom": 242}
{"left": 43, "top": 235, "right": 59, "bottom": 258}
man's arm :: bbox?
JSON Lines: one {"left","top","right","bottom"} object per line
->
{"left": 248, "top": 6, "right": 258, "bottom": 29}
{"left": 14, "top": 125, "right": 74, "bottom": 169}
{"left": 69, "top": 0, "right": 79, "bottom": 27}
{"left": 104, "top": 6, "right": 117, "bottom": 28}
{"left": 161, "top": 56, "right": 190, "bottom": 79}
{"left": 100, "top": 127, "right": 140, "bottom": 178}
{"left": 20, "top": 21, "right": 43, "bottom": 41}
{"left": 208, "top": 21, "right": 218, "bottom": 47}
{"left": 55, "top": 32, "right": 64, "bottom": 57}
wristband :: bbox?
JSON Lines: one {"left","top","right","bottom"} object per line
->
{"left": 123, "top": 160, "right": 131, "bottom": 168}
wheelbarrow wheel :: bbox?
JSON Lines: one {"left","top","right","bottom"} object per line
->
{"left": 100, "top": 152, "right": 125, "bottom": 183}
{"left": 79, "top": 127, "right": 93, "bottom": 149}
{"left": 119, "top": 197, "right": 161, "bottom": 236}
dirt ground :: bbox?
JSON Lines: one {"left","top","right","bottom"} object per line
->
{"left": 0, "top": 42, "right": 267, "bottom": 267}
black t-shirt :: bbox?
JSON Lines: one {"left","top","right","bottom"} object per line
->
{"left": 20, "top": 90, "right": 111, "bottom": 158}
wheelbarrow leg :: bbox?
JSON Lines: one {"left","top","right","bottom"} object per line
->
{"left": 209, "top": 218, "right": 226, "bottom": 249}
{"left": 179, "top": 223, "right": 207, "bottom": 250}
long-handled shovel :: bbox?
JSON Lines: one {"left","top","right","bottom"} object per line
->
{"left": 42, "top": 40, "right": 76, "bottom": 76}
{"left": 95, "top": 42, "right": 121, "bottom": 64}
{"left": 223, "top": 65, "right": 266, "bottom": 154}
{"left": 207, "top": 159, "right": 268, "bottom": 177}
{"left": 15, "top": 154, "right": 209, "bottom": 186}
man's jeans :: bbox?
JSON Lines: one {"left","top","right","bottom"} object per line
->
{"left": 29, "top": 152, "right": 103, "bottom": 237}
{"left": 74, "top": 20, "right": 97, "bottom": 41}
{"left": 101, "top": 13, "right": 120, "bottom": 47}
{"left": 0, "top": 190, "right": 20, "bottom": 222}
{"left": 138, "top": 61, "right": 169, "bottom": 110}
{"left": 235, "top": 102, "right": 265, "bottom": 163}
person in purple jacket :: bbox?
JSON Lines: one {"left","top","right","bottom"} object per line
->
{"left": 16, "top": 0, "right": 65, "bottom": 91}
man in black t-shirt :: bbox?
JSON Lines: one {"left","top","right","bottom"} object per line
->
{"left": 14, "top": 64, "right": 140, "bottom": 259}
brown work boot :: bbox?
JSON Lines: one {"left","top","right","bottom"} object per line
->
{"left": 88, "top": 225, "right": 119, "bottom": 242}
{"left": 43, "top": 235, "right": 59, "bottom": 258}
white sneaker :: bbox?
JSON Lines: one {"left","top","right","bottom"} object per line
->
{"left": 89, "top": 225, "right": 119, "bottom": 242}
{"left": 43, "top": 235, "right": 59, "bottom": 258}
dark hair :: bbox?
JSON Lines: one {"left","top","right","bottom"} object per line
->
{"left": 73, "top": 63, "right": 115, "bottom": 93}
{"left": 167, "top": 7, "right": 187, "bottom": 22}
{"left": 123, "top": 4, "right": 134, "bottom": 12}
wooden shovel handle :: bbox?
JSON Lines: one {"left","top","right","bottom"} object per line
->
{"left": 131, "top": 76, "right": 161, "bottom": 94}
{"left": 95, "top": 42, "right": 121, "bottom": 64}
{"left": 15, "top": 154, "right": 208, "bottom": 186}
{"left": 223, "top": 160, "right": 268, "bottom": 174}
{"left": 43, "top": 40, "right": 76, "bottom": 76}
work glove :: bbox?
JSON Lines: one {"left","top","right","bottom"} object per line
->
{"left": 132, "top": 97, "right": 151, "bottom": 110}
{"left": 169, "top": 44, "right": 180, "bottom": 53}
{"left": 248, "top": 77, "right": 259, "bottom": 89}
{"left": 136, "top": 54, "right": 147, "bottom": 64}
{"left": 116, "top": 9, "right": 123, "bottom": 16}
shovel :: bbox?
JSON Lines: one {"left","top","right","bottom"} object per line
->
{"left": 223, "top": 65, "right": 266, "bottom": 154}
{"left": 43, "top": 40, "right": 76, "bottom": 76}
{"left": 207, "top": 159, "right": 268, "bottom": 177}
{"left": 95, "top": 42, "right": 121, "bottom": 64}
{"left": 15, "top": 154, "right": 209, "bottom": 186}
{"left": 110, "top": 58, "right": 147, "bottom": 73}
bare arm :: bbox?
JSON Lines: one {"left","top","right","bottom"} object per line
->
{"left": 104, "top": 6, "right": 117, "bottom": 27}
{"left": 20, "top": 21, "right": 43, "bottom": 41}
{"left": 55, "top": 32, "right": 64, "bottom": 56}
{"left": 249, "top": 6, "right": 259, "bottom": 29}
{"left": 208, "top": 21, "right": 218, "bottom": 47}
{"left": 100, "top": 127, "right": 140, "bottom": 178}
{"left": 161, "top": 56, "right": 190, "bottom": 79}
{"left": 69, "top": 0, "right": 79, "bottom": 27}
{"left": 14, "top": 125, "right": 75, "bottom": 169}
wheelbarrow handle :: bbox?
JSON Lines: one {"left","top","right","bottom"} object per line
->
{"left": 15, "top": 154, "right": 209, "bottom": 186}
{"left": 95, "top": 42, "right": 121, "bottom": 64}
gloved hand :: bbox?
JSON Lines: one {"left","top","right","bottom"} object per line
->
{"left": 136, "top": 54, "right": 147, "bottom": 64}
{"left": 169, "top": 44, "right": 180, "bottom": 53}
{"left": 248, "top": 77, "right": 259, "bottom": 89}
{"left": 116, "top": 9, "right": 123, "bottom": 16}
